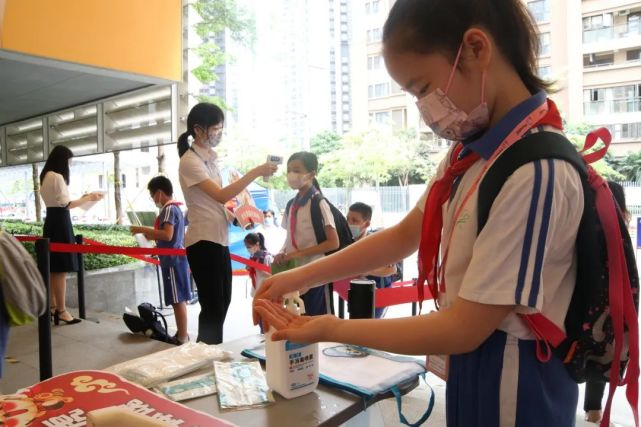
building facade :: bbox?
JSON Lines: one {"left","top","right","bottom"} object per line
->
{"left": 528, "top": 0, "right": 641, "bottom": 155}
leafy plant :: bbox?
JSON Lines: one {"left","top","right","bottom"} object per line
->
{"left": 0, "top": 220, "right": 141, "bottom": 271}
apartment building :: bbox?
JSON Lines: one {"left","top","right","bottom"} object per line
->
{"left": 528, "top": 0, "right": 641, "bottom": 155}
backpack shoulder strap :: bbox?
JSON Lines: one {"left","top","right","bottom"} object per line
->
{"left": 285, "top": 199, "right": 294, "bottom": 217}
{"left": 478, "top": 131, "right": 587, "bottom": 233}
{"left": 310, "top": 193, "right": 327, "bottom": 244}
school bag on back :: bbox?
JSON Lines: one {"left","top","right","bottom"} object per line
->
{"left": 477, "top": 128, "right": 639, "bottom": 427}
{"left": 286, "top": 193, "right": 353, "bottom": 255}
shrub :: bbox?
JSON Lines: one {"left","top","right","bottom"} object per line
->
{"left": 0, "top": 219, "right": 141, "bottom": 271}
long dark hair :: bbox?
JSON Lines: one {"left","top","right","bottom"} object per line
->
{"left": 177, "top": 103, "right": 225, "bottom": 157}
{"left": 40, "top": 145, "right": 73, "bottom": 185}
{"left": 287, "top": 151, "right": 322, "bottom": 194}
{"left": 382, "top": 0, "right": 552, "bottom": 95}
{"left": 608, "top": 181, "right": 631, "bottom": 225}
{"left": 244, "top": 232, "right": 267, "bottom": 251}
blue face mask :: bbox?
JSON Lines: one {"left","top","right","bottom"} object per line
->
{"left": 349, "top": 224, "right": 363, "bottom": 239}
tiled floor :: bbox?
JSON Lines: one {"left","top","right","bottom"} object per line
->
{"left": 1, "top": 276, "right": 636, "bottom": 426}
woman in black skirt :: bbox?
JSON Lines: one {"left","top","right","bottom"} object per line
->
{"left": 39, "top": 146, "right": 103, "bottom": 325}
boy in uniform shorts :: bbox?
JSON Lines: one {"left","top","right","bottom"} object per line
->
{"left": 131, "top": 176, "right": 191, "bottom": 345}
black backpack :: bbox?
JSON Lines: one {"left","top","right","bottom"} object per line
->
{"left": 123, "top": 302, "right": 172, "bottom": 343}
{"left": 286, "top": 193, "right": 353, "bottom": 255}
{"left": 477, "top": 131, "right": 639, "bottom": 395}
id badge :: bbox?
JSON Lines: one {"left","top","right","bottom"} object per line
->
{"left": 426, "top": 354, "right": 449, "bottom": 381}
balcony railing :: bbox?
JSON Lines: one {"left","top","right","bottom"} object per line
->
{"left": 583, "top": 23, "right": 641, "bottom": 44}
{"left": 583, "top": 97, "right": 641, "bottom": 115}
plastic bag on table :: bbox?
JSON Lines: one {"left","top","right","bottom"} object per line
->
{"left": 105, "top": 342, "right": 231, "bottom": 388}
{"left": 214, "top": 360, "right": 274, "bottom": 410}
{"left": 155, "top": 371, "right": 217, "bottom": 402}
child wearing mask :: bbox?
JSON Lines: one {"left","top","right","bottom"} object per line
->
{"left": 255, "top": 0, "right": 588, "bottom": 425}
{"left": 274, "top": 152, "right": 339, "bottom": 316}
{"left": 347, "top": 202, "right": 397, "bottom": 318}
{"left": 130, "top": 176, "right": 190, "bottom": 345}
{"left": 244, "top": 232, "right": 273, "bottom": 297}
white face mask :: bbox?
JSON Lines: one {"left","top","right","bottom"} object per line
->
{"left": 287, "top": 172, "right": 309, "bottom": 190}
{"left": 415, "top": 44, "right": 489, "bottom": 141}
{"left": 264, "top": 217, "right": 274, "bottom": 227}
{"left": 155, "top": 201, "right": 164, "bottom": 209}
{"left": 349, "top": 224, "right": 364, "bottom": 239}
{"left": 205, "top": 132, "right": 222, "bottom": 148}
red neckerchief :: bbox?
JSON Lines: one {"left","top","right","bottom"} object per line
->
{"left": 417, "top": 99, "right": 562, "bottom": 309}
{"left": 153, "top": 200, "right": 183, "bottom": 230}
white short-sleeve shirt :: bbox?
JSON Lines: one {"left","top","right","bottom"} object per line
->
{"left": 417, "top": 127, "right": 584, "bottom": 339}
{"left": 40, "top": 172, "right": 71, "bottom": 208}
{"left": 281, "top": 194, "right": 336, "bottom": 266}
{"left": 179, "top": 144, "right": 229, "bottom": 247}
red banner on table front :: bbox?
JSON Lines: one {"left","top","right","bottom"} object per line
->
{"left": 0, "top": 370, "right": 235, "bottom": 427}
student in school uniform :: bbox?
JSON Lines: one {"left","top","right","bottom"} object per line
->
{"left": 177, "top": 102, "right": 278, "bottom": 344}
{"left": 347, "top": 202, "right": 397, "bottom": 318}
{"left": 130, "top": 176, "right": 191, "bottom": 345}
{"left": 255, "top": 1, "right": 584, "bottom": 425}
{"left": 274, "top": 152, "right": 339, "bottom": 316}
{"left": 40, "top": 145, "right": 103, "bottom": 325}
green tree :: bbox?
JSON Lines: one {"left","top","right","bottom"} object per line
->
{"left": 191, "top": 0, "right": 255, "bottom": 105}
{"left": 609, "top": 151, "right": 641, "bottom": 181}
{"left": 310, "top": 131, "right": 342, "bottom": 157}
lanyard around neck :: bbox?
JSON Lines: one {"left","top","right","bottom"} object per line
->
{"left": 437, "top": 99, "right": 551, "bottom": 295}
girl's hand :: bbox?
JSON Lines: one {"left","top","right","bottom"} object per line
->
{"left": 252, "top": 269, "right": 303, "bottom": 325}
{"left": 85, "top": 192, "right": 104, "bottom": 202}
{"left": 129, "top": 226, "right": 144, "bottom": 235}
{"left": 254, "top": 299, "right": 339, "bottom": 342}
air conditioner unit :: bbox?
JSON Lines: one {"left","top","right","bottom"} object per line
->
{"left": 617, "top": 9, "right": 630, "bottom": 16}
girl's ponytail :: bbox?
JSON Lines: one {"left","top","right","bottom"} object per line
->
{"left": 177, "top": 131, "right": 190, "bottom": 158}
{"left": 257, "top": 232, "right": 267, "bottom": 251}
{"left": 312, "top": 178, "right": 323, "bottom": 195}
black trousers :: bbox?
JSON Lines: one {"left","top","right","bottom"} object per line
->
{"left": 584, "top": 380, "right": 606, "bottom": 411}
{"left": 186, "top": 241, "right": 232, "bottom": 344}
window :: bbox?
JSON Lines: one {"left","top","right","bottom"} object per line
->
{"left": 583, "top": 13, "right": 613, "bottom": 30}
{"left": 628, "top": 12, "right": 641, "bottom": 35}
{"left": 537, "top": 66, "right": 551, "bottom": 79}
{"left": 583, "top": 52, "right": 614, "bottom": 67}
{"left": 367, "top": 82, "right": 390, "bottom": 98}
{"left": 627, "top": 48, "right": 641, "bottom": 62}
{"left": 367, "top": 28, "right": 382, "bottom": 43}
{"left": 392, "top": 109, "right": 406, "bottom": 129}
{"left": 142, "top": 166, "right": 151, "bottom": 175}
{"left": 583, "top": 84, "right": 641, "bottom": 115}
{"left": 365, "top": 0, "right": 380, "bottom": 15}
{"left": 538, "top": 32, "right": 551, "bottom": 56}
{"left": 367, "top": 55, "right": 382, "bottom": 70}
{"left": 583, "top": 13, "right": 614, "bottom": 43}
{"left": 605, "top": 123, "right": 641, "bottom": 140}
{"left": 374, "top": 111, "right": 390, "bottom": 124}
{"left": 527, "top": 0, "right": 549, "bottom": 23}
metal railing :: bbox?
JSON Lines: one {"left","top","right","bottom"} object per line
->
{"left": 583, "top": 97, "right": 641, "bottom": 116}
{"left": 583, "top": 23, "right": 641, "bottom": 44}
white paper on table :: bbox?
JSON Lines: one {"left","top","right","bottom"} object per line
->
{"left": 77, "top": 191, "right": 106, "bottom": 211}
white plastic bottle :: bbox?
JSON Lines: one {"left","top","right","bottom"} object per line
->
{"left": 265, "top": 292, "right": 319, "bottom": 399}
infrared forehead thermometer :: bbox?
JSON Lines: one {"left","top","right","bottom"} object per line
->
{"left": 263, "top": 155, "right": 283, "bottom": 182}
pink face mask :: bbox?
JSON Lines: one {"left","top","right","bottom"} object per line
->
{"left": 415, "top": 44, "right": 489, "bottom": 141}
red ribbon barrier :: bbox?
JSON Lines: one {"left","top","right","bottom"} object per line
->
{"left": 332, "top": 278, "right": 433, "bottom": 309}
{"left": 13, "top": 235, "right": 270, "bottom": 273}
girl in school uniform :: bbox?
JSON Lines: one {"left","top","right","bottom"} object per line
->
{"left": 255, "top": 0, "right": 584, "bottom": 425}
{"left": 274, "top": 152, "right": 339, "bottom": 316}
{"left": 40, "top": 145, "right": 103, "bottom": 325}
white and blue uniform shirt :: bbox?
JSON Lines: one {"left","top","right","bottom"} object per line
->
{"left": 417, "top": 91, "right": 583, "bottom": 427}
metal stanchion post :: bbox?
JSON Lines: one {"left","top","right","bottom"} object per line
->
{"left": 411, "top": 278, "right": 418, "bottom": 316}
{"left": 347, "top": 279, "right": 375, "bottom": 319}
{"left": 155, "top": 262, "right": 164, "bottom": 309}
{"left": 75, "top": 235, "right": 86, "bottom": 320}
{"left": 36, "top": 238, "right": 53, "bottom": 381}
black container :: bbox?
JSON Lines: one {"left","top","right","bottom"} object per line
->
{"left": 348, "top": 279, "right": 375, "bottom": 319}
